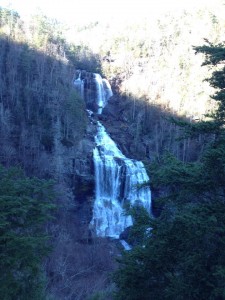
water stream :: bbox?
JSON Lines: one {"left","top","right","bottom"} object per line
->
{"left": 90, "top": 121, "right": 151, "bottom": 238}
{"left": 74, "top": 70, "right": 151, "bottom": 238}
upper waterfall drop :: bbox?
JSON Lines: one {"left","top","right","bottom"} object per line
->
{"left": 73, "top": 70, "right": 113, "bottom": 113}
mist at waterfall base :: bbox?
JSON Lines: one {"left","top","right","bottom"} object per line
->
{"left": 74, "top": 71, "right": 151, "bottom": 239}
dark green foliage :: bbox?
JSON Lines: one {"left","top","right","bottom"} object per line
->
{"left": 194, "top": 41, "right": 225, "bottom": 66}
{"left": 193, "top": 42, "right": 225, "bottom": 128}
{"left": 60, "top": 90, "right": 87, "bottom": 145}
{"left": 0, "top": 165, "right": 55, "bottom": 300}
{"left": 114, "top": 200, "right": 225, "bottom": 300}
{"left": 125, "top": 206, "right": 151, "bottom": 246}
{"left": 114, "top": 42, "right": 225, "bottom": 299}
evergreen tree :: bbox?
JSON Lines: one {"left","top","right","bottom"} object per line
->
{"left": 113, "top": 42, "right": 225, "bottom": 300}
{"left": 0, "top": 165, "right": 55, "bottom": 300}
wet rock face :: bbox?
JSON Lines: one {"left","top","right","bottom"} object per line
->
{"left": 99, "top": 95, "right": 151, "bottom": 161}
{"left": 99, "top": 96, "right": 136, "bottom": 159}
{"left": 74, "top": 70, "right": 95, "bottom": 111}
{"left": 51, "top": 111, "right": 97, "bottom": 211}
{"left": 73, "top": 120, "right": 97, "bottom": 199}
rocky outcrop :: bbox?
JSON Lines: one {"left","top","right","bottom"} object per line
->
{"left": 100, "top": 95, "right": 149, "bottom": 161}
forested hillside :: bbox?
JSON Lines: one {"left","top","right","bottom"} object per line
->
{"left": 1, "top": 3, "right": 225, "bottom": 300}
{"left": 68, "top": 6, "right": 225, "bottom": 161}
{"left": 114, "top": 41, "right": 225, "bottom": 300}
{"left": 0, "top": 8, "right": 88, "bottom": 175}
{"left": 0, "top": 7, "right": 97, "bottom": 299}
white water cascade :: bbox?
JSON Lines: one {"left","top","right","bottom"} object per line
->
{"left": 74, "top": 70, "right": 112, "bottom": 113}
{"left": 90, "top": 122, "right": 151, "bottom": 238}
{"left": 94, "top": 73, "right": 113, "bottom": 113}
{"left": 73, "top": 70, "right": 151, "bottom": 238}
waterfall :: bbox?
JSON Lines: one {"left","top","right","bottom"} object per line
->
{"left": 74, "top": 70, "right": 151, "bottom": 238}
{"left": 120, "top": 240, "right": 132, "bottom": 251}
{"left": 90, "top": 122, "right": 151, "bottom": 238}
{"left": 74, "top": 70, "right": 112, "bottom": 113}
{"left": 74, "top": 70, "right": 84, "bottom": 99}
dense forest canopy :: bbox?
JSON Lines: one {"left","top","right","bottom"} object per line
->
{"left": 0, "top": 165, "right": 55, "bottom": 300}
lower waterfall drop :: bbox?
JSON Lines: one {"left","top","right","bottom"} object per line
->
{"left": 90, "top": 122, "right": 151, "bottom": 238}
